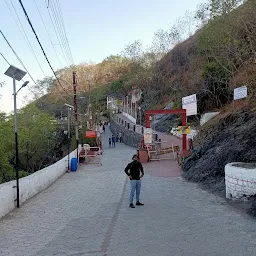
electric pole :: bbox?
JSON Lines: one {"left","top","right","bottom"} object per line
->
{"left": 67, "top": 107, "right": 71, "bottom": 171}
{"left": 73, "top": 71, "right": 79, "bottom": 159}
{"left": 87, "top": 79, "right": 92, "bottom": 130}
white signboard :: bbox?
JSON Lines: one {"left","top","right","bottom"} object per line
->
{"left": 144, "top": 128, "right": 152, "bottom": 144}
{"left": 234, "top": 86, "right": 248, "bottom": 100}
{"left": 182, "top": 94, "right": 197, "bottom": 116}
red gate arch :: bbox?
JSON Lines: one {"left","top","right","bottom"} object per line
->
{"left": 145, "top": 109, "right": 187, "bottom": 150}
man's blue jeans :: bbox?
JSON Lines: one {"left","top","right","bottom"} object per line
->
{"left": 130, "top": 180, "right": 141, "bottom": 204}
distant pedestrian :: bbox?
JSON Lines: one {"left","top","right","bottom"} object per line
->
{"left": 103, "top": 125, "right": 105, "bottom": 132}
{"left": 111, "top": 135, "right": 116, "bottom": 148}
{"left": 116, "top": 134, "right": 119, "bottom": 142}
{"left": 124, "top": 154, "right": 144, "bottom": 208}
{"left": 119, "top": 132, "right": 122, "bottom": 143}
{"left": 109, "top": 138, "right": 111, "bottom": 148}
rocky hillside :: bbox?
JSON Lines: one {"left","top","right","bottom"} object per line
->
{"left": 99, "top": 0, "right": 254, "bottom": 133}
{"left": 182, "top": 108, "right": 256, "bottom": 214}
{"left": 34, "top": 1, "right": 256, "bottom": 128}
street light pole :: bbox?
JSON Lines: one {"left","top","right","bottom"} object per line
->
{"left": 64, "top": 103, "right": 74, "bottom": 171}
{"left": 138, "top": 106, "right": 142, "bottom": 125}
{"left": 13, "top": 75, "right": 20, "bottom": 208}
{"left": 4, "top": 65, "right": 28, "bottom": 209}
{"left": 13, "top": 79, "right": 29, "bottom": 208}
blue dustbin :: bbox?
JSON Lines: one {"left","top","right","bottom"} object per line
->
{"left": 70, "top": 158, "right": 78, "bottom": 172}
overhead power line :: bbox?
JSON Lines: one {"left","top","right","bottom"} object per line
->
{"left": 47, "top": 0, "right": 74, "bottom": 66}
{"left": 0, "top": 52, "right": 11, "bottom": 65}
{"left": 0, "top": 40, "right": 65, "bottom": 107}
{"left": 53, "top": 0, "right": 74, "bottom": 65}
{"left": 0, "top": 35, "right": 40, "bottom": 100}
{"left": 47, "top": 6, "right": 69, "bottom": 66}
{"left": 0, "top": 29, "right": 38, "bottom": 86}
{"left": 5, "top": 0, "right": 46, "bottom": 78}
{"left": 18, "top": 0, "right": 71, "bottom": 97}
{"left": 46, "top": 0, "right": 50, "bottom": 8}
{"left": 33, "top": 0, "right": 63, "bottom": 67}
{"left": 56, "top": 0, "right": 73, "bottom": 57}
{"left": 51, "top": 1, "right": 72, "bottom": 64}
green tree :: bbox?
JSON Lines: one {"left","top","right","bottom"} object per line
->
{"left": 16, "top": 104, "right": 58, "bottom": 173}
{"left": 195, "top": 0, "right": 245, "bottom": 25}
{"left": 202, "top": 62, "right": 230, "bottom": 107}
{"left": 0, "top": 115, "right": 15, "bottom": 183}
{"left": 210, "top": 0, "right": 243, "bottom": 17}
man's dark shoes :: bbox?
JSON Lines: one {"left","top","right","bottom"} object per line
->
{"left": 130, "top": 203, "right": 135, "bottom": 208}
{"left": 136, "top": 202, "right": 144, "bottom": 206}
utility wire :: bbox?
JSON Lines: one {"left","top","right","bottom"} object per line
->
{"left": 0, "top": 52, "right": 11, "bottom": 65}
{"left": 0, "top": 29, "right": 38, "bottom": 86}
{"left": 0, "top": 31, "right": 47, "bottom": 100}
{"left": 48, "top": 0, "right": 73, "bottom": 66}
{"left": 33, "top": 0, "right": 63, "bottom": 68}
{"left": 56, "top": 0, "right": 73, "bottom": 63}
{"left": 52, "top": 0, "right": 74, "bottom": 65}
{"left": 4, "top": 0, "right": 45, "bottom": 97}
{"left": 0, "top": 41, "right": 64, "bottom": 107}
{"left": 0, "top": 39, "right": 40, "bottom": 100}
{"left": 18, "top": 0, "right": 71, "bottom": 97}
{"left": 49, "top": 0, "right": 68, "bottom": 61}
{"left": 5, "top": 0, "right": 46, "bottom": 78}
{"left": 47, "top": 5, "right": 69, "bottom": 66}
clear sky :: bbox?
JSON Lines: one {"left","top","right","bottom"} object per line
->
{"left": 0, "top": 0, "right": 203, "bottom": 113}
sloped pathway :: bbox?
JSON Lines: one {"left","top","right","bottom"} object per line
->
{"left": 0, "top": 128, "right": 256, "bottom": 256}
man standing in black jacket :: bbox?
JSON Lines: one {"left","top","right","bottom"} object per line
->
{"left": 124, "top": 154, "right": 144, "bottom": 208}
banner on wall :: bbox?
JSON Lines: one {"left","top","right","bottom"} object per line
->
{"left": 182, "top": 94, "right": 197, "bottom": 116}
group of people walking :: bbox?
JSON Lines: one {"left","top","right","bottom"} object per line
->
{"left": 108, "top": 132, "right": 123, "bottom": 148}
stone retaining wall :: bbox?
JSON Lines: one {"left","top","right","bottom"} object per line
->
{"left": 110, "top": 120, "right": 143, "bottom": 148}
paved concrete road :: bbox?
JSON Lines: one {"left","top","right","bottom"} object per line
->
{"left": 1, "top": 128, "right": 256, "bottom": 256}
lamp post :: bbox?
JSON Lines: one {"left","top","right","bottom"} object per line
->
{"left": 64, "top": 103, "right": 74, "bottom": 170}
{"left": 4, "top": 65, "right": 28, "bottom": 208}
{"left": 138, "top": 106, "right": 141, "bottom": 125}
{"left": 79, "top": 96, "right": 87, "bottom": 130}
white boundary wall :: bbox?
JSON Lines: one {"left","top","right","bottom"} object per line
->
{"left": 0, "top": 146, "right": 81, "bottom": 219}
{"left": 225, "top": 162, "right": 256, "bottom": 199}
{"left": 122, "top": 112, "right": 136, "bottom": 124}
